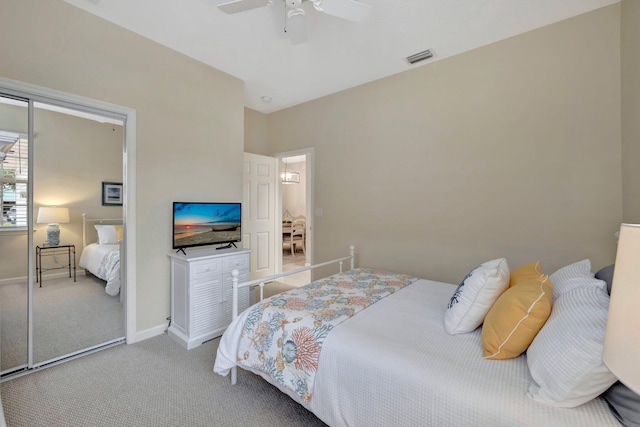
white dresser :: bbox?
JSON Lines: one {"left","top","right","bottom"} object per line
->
{"left": 168, "top": 247, "right": 251, "bottom": 349}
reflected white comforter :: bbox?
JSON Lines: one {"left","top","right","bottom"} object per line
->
{"left": 79, "top": 243, "right": 120, "bottom": 296}
{"left": 216, "top": 277, "right": 618, "bottom": 427}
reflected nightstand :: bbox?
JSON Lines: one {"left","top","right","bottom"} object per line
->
{"left": 35, "top": 244, "right": 76, "bottom": 286}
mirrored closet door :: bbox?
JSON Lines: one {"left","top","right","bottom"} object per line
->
{"left": 0, "top": 94, "right": 29, "bottom": 374}
{"left": 0, "top": 93, "right": 126, "bottom": 376}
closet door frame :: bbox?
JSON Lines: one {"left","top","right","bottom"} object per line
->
{"left": 0, "top": 77, "right": 137, "bottom": 360}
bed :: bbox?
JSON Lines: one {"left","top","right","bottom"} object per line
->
{"left": 78, "top": 214, "right": 122, "bottom": 297}
{"left": 214, "top": 249, "right": 626, "bottom": 427}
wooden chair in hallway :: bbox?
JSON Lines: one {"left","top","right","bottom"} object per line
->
{"left": 289, "top": 218, "right": 305, "bottom": 256}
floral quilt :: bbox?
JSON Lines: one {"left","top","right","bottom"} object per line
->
{"left": 235, "top": 268, "right": 419, "bottom": 402}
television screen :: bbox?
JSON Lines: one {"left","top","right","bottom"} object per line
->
{"left": 173, "top": 202, "right": 241, "bottom": 250}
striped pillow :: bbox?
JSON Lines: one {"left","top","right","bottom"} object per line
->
{"left": 549, "top": 259, "right": 606, "bottom": 302}
{"left": 526, "top": 285, "right": 616, "bottom": 407}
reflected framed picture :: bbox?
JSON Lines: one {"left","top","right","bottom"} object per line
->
{"left": 102, "top": 182, "right": 123, "bottom": 206}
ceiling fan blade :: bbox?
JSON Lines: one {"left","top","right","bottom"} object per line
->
{"left": 287, "top": 13, "right": 308, "bottom": 45}
{"left": 317, "top": 0, "right": 372, "bottom": 23}
{"left": 218, "top": 0, "right": 270, "bottom": 14}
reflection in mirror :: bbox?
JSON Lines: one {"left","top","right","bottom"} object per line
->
{"left": 32, "top": 102, "right": 125, "bottom": 366}
{"left": 0, "top": 95, "right": 29, "bottom": 375}
{"left": 0, "top": 94, "right": 126, "bottom": 376}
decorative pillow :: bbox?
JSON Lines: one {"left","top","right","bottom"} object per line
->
{"left": 526, "top": 285, "right": 617, "bottom": 407}
{"left": 549, "top": 259, "right": 606, "bottom": 302}
{"left": 595, "top": 264, "right": 615, "bottom": 296}
{"left": 444, "top": 258, "right": 510, "bottom": 335}
{"left": 509, "top": 262, "right": 543, "bottom": 287}
{"left": 603, "top": 381, "right": 640, "bottom": 427}
{"left": 95, "top": 224, "right": 118, "bottom": 245}
{"left": 482, "top": 276, "right": 552, "bottom": 360}
{"left": 114, "top": 224, "right": 124, "bottom": 241}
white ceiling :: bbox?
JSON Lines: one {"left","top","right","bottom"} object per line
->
{"left": 62, "top": 0, "right": 619, "bottom": 114}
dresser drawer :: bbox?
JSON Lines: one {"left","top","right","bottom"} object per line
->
{"left": 223, "top": 255, "right": 249, "bottom": 272}
{"left": 190, "top": 259, "right": 222, "bottom": 280}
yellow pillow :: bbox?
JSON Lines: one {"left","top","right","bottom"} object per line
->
{"left": 509, "top": 262, "right": 543, "bottom": 287}
{"left": 482, "top": 276, "right": 552, "bottom": 360}
{"left": 114, "top": 225, "right": 124, "bottom": 241}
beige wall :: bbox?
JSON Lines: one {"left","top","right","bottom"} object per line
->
{"left": 266, "top": 5, "right": 622, "bottom": 283}
{"left": 0, "top": 105, "right": 123, "bottom": 279}
{"left": 621, "top": 0, "right": 640, "bottom": 222}
{"left": 244, "top": 108, "right": 269, "bottom": 155}
{"left": 1, "top": 0, "right": 245, "bottom": 333}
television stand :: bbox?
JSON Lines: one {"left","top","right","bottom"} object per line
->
{"left": 176, "top": 248, "right": 187, "bottom": 255}
{"left": 216, "top": 242, "right": 237, "bottom": 250}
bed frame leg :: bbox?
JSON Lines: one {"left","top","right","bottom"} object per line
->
{"left": 231, "top": 367, "right": 237, "bottom": 385}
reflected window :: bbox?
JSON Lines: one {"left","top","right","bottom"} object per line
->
{"left": 1, "top": 130, "right": 29, "bottom": 228}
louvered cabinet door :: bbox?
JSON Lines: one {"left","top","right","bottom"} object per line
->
{"left": 168, "top": 248, "right": 251, "bottom": 349}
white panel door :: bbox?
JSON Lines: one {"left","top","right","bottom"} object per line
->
{"left": 243, "top": 153, "right": 277, "bottom": 279}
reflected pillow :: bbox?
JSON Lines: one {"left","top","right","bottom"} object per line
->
{"left": 114, "top": 225, "right": 124, "bottom": 241}
{"left": 95, "top": 225, "right": 118, "bottom": 245}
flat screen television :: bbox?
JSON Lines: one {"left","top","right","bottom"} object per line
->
{"left": 172, "top": 202, "right": 241, "bottom": 252}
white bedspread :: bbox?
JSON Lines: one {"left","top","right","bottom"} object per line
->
{"left": 79, "top": 243, "right": 120, "bottom": 296}
{"left": 216, "top": 278, "right": 619, "bottom": 427}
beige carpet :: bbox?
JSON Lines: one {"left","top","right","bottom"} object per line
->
{"left": 0, "top": 274, "right": 124, "bottom": 372}
{"left": 1, "top": 333, "right": 327, "bottom": 427}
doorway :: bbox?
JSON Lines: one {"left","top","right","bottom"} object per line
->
{"left": 277, "top": 149, "right": 314, "bottom": 287}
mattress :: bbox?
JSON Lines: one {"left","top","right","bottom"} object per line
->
{"left": 217, "top": 278, "right": 619, "bottom": 427}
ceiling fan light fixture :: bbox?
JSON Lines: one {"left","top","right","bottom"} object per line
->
{"left": 407, "top": 49, "right": 434, "bottom": 65}
{"left": 218, "top": 0, "right": 372, "bottom": 44}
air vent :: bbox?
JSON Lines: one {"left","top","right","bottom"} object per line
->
{"left": 406, "top": 49, "right": 434, "bottom": 65}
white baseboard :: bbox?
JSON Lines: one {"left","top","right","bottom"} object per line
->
{"left": 0, "top": 270, "right": 87, "bottom": 285}
{"left": 133, "top": 323, "right": 168, "bottom": 344}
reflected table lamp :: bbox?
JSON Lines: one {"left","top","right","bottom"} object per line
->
{"left": 37, "top": 207, "right": 70, "bottom": 247}
{"left": 603, "top": 223, "right": 640, "bottom": 394}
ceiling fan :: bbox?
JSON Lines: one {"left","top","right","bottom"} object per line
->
{"left": 217, "top": 0, "right": 372, "bottom": 44}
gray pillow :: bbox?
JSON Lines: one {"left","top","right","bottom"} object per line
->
{"left": 603, "top": 381, "right": 640, "bottom": 427}
{"left": 596, "top": 264, "right": 640, "bottom": 425}
{"left": 595, "top": 264, "right": 615, "bottom": 295}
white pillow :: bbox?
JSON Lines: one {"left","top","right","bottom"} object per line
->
{"left": 526, "top": 285, "right": 616, "bottom": 407}
{"left": 444, "top": 258, "right": 510, "bottom": 335}
{"left": 549, "top": 259, "right": 606, "bottom": 302}
{"left": 95, "top": 224, "right": 118, "bottom": 245}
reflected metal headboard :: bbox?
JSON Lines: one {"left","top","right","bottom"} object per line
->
{"left": 82, "top": 213, "right": 123, "bottom": 249}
